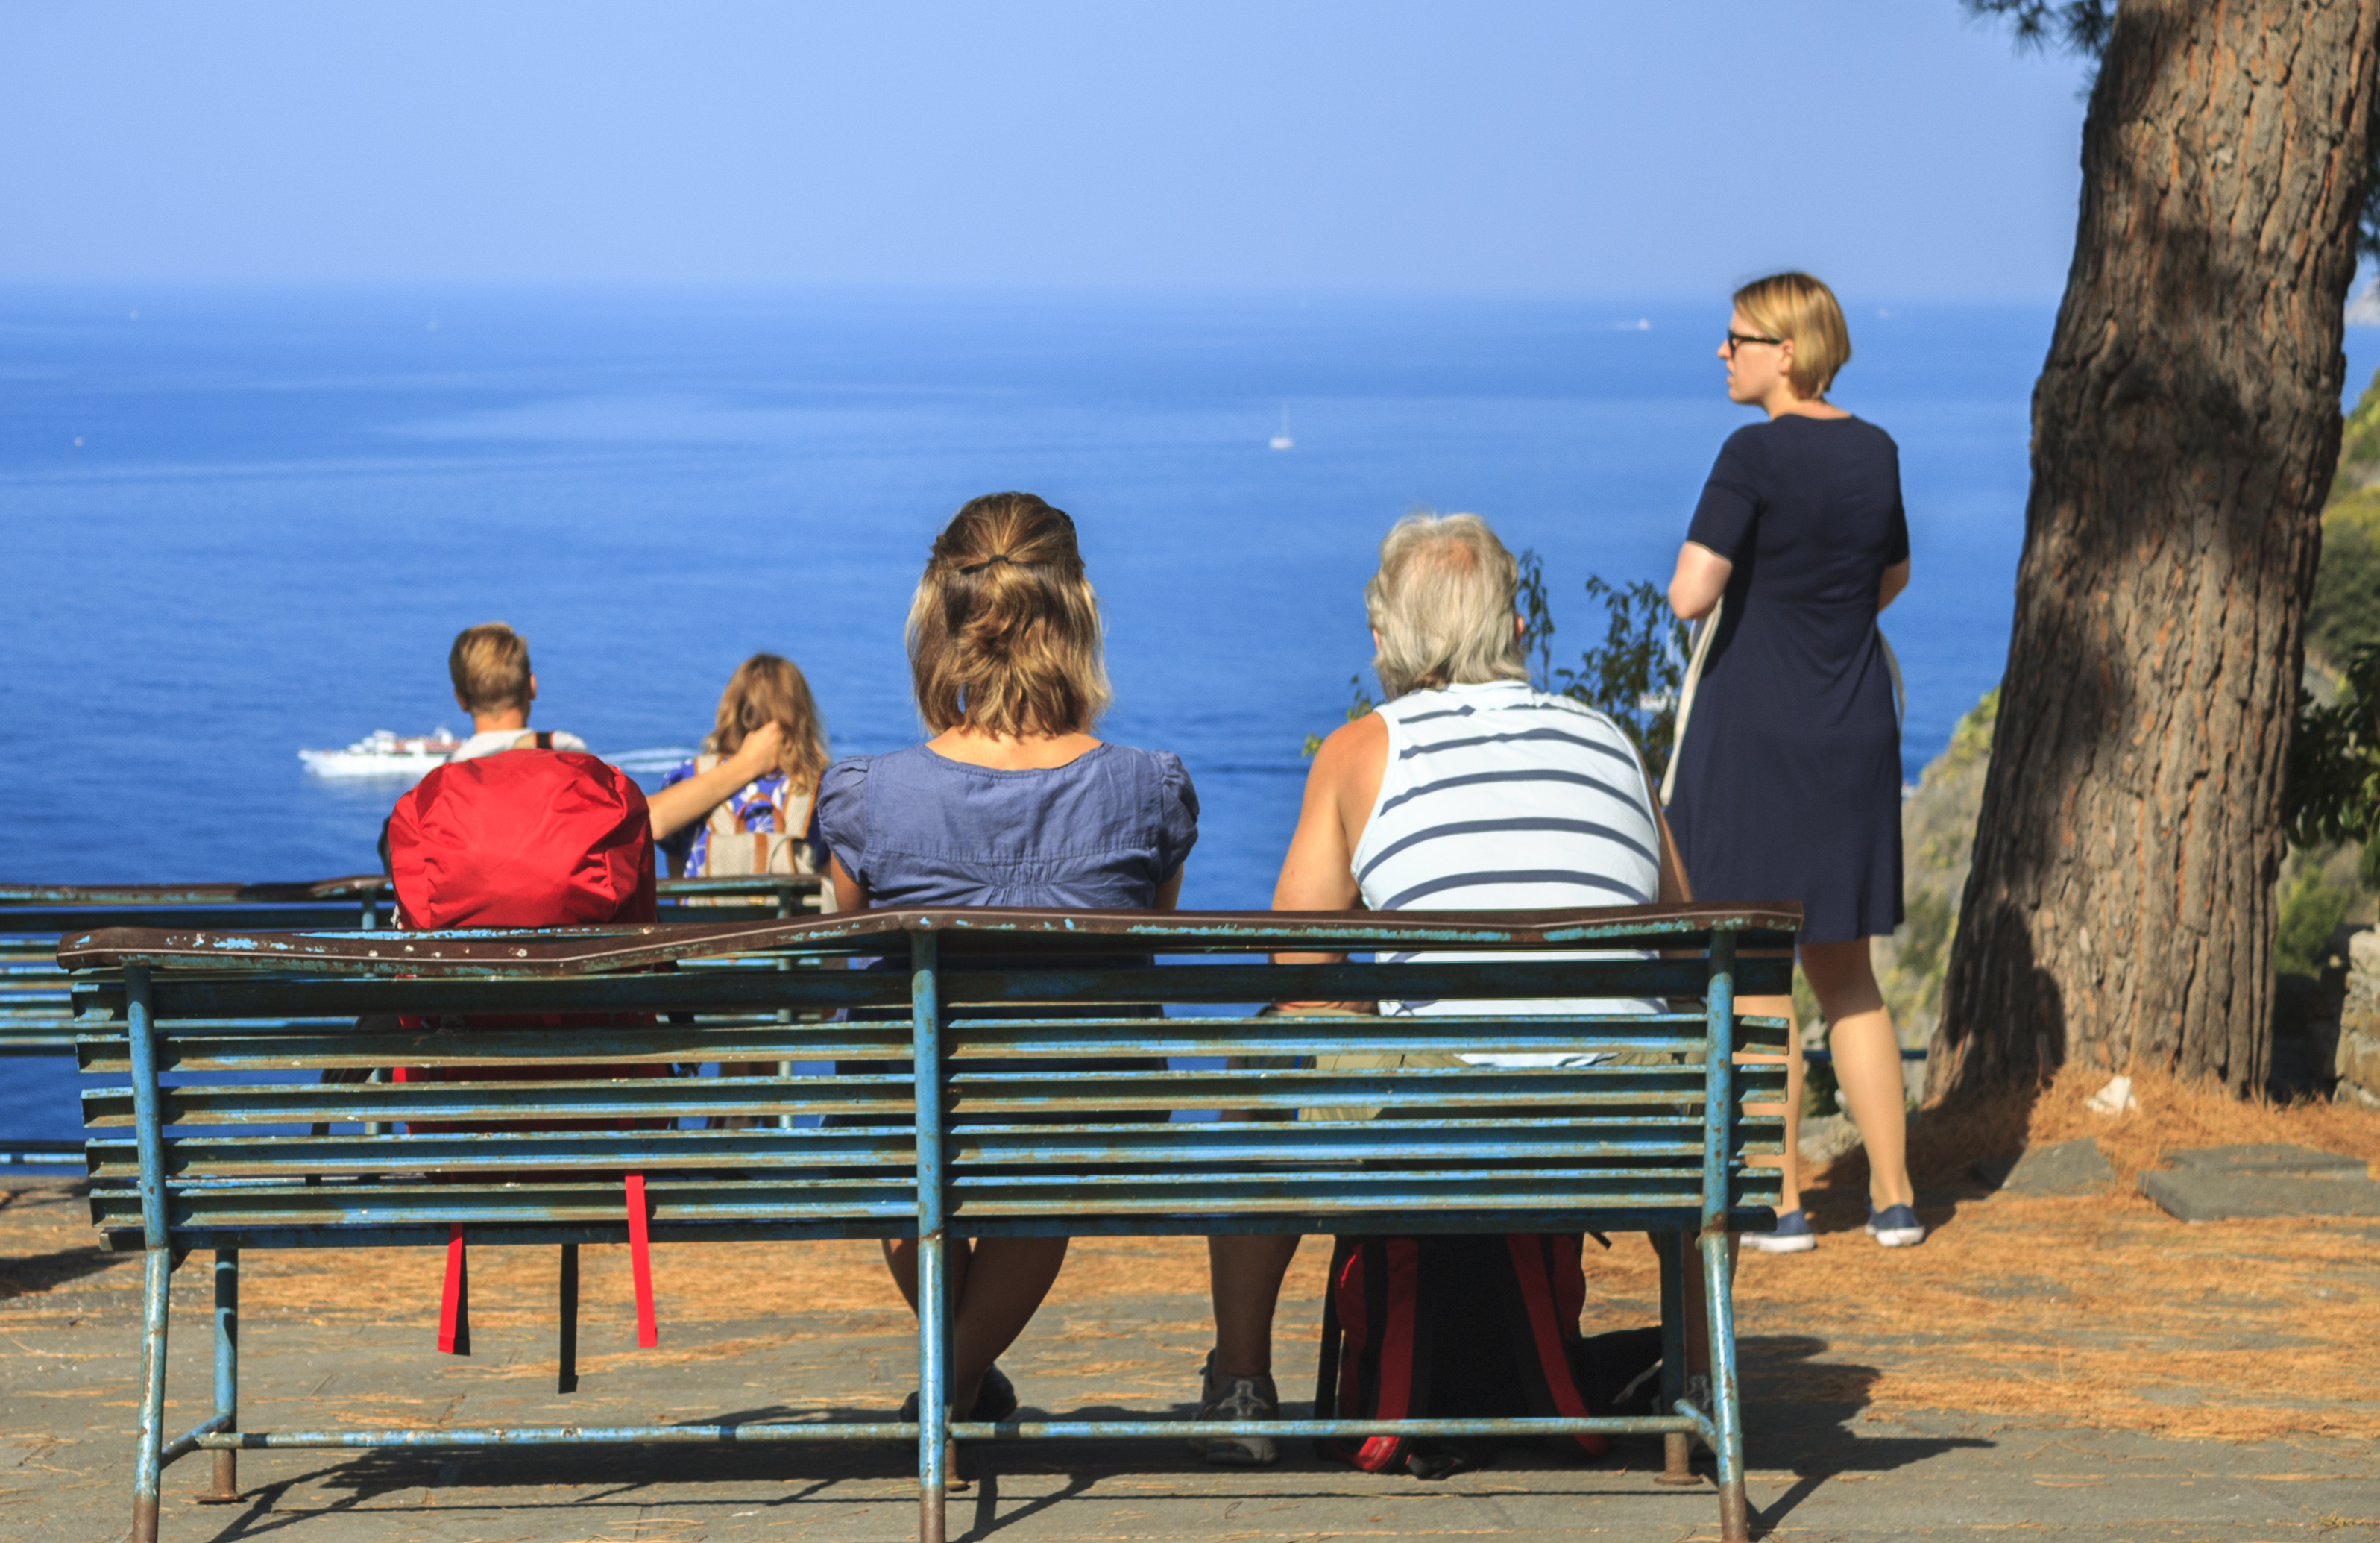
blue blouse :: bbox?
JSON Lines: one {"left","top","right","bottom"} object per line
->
{"left": 816, "top": 741, "right": 1198, "bottom": 909}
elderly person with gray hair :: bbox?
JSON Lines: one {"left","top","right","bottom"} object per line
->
{"left": 1190, "top": 511, "right": 1695, "bottom": 1467}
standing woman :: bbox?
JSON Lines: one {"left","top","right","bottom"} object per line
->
{"left": 818, "top": 491, "right": 1198, "bottom": 1454}
{"left": 1664, "top": 272, "right": 1921, "bottom": 1251}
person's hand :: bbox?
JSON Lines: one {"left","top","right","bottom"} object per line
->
{"left": 725, "top": 720, "right": 786, "bottom": 779}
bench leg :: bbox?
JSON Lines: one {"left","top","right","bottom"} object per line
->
{"left": 916, "top": 1233, "right": 950, "bottom": 1543}
{"left": 1699, "top": 1231, "right": 1748, "bottom": 1543}
{"left": 558, "top": 1244, "right": 579, "bottom": 1395}
{"left": 1653, "top": 1231, "right": 1696, "bottom": 1484}
{"left": 194, "top": 1248, "right": 239, "bottom": 1504}
{"left": 132, "top": 1246, "right": 171, "bottom": 1543}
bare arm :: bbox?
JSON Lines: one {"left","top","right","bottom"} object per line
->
{"left": 1878, "top": 558, "right": 1910, "bottom": 613}
{"left": 1666, "top": 541, "right": 1733, "bottom": 622}
{"left": 645, "top": 722, "right": 787, "bottom": 840}
{"left": 829, "top": 853, "right": 869, "bottom": 915}
{"left": 1269, "top": 714, "right": 1386, "bottom": 1005}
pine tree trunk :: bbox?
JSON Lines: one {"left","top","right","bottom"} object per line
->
{"left": 1931, "top": 0, "right": 2380, "bottom": 1099}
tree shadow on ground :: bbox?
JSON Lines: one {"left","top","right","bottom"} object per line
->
{"left": 0, "top": 1242, "right": 131, "bottom": 1298}
{"left": 1738, "top": 1333, "right": 1992, "bottom": 1534}
{"left": 163, "top": 1360, "right": 1989, "bottom": 1543}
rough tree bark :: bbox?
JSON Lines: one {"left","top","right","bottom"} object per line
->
{"left": 1931, "top": 0, "right": 2380, "bottom": 1099}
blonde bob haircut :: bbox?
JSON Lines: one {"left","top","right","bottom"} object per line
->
{"left": 1734, "top": 271, "right": 1852, "bottom": 399}
{"left": 447, "top": 622, "right": 532, "bottom": 714}
{"left": 907, "top": 491, "right": 1112, "bottom": 738}
{"left": 1364, "top": 512, "right": 1529, "bottom": 701}
{"left": 702, "top": 653, "right": 832, "bottom": 794}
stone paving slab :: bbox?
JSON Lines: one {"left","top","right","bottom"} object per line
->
{"left": 2141, "top": 1144, "right": 2380, "bottom": 1221}
{"left": 1973, "top": 1139, "right": 2117, "bottom": 1198}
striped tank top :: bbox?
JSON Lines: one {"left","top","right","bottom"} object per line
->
{"left": 1352, "top": 680, "right": 1665, "bottom": 1062}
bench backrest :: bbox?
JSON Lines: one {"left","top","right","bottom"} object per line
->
{"left": 60, "top": 905, "right": 1795, "bottom": 1251}
{"left": 1, "top": 875, "right": 827, "bottom": 1058}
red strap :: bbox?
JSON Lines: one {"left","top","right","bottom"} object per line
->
{"left": 438, "top": 1223, "right": 470, "bottom": 1355}
{"left": 1503, "top": 1235, "right": 1606, "bottom": 1456}
{"left": 626, "top": 1175, "right": 658, "bottom": 1348}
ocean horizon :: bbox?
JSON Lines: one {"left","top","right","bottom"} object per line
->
{"left": 5, "top": 284, "right": 2372, "bottom": 1136}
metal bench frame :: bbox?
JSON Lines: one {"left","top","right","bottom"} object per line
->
{"left": 60, "top": 902, "right": 1795, "bottom": 1543}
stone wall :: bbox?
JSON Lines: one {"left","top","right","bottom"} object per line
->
{"left": 2337, "top": 930, "right": 2380, "bottom": 1108}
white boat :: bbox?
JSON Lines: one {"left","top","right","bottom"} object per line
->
{"left": 298, "top": 727, "right": 462, "bottom": 780}
{"left": 1269, "top": 403, "right": 1294, "bottom": 451}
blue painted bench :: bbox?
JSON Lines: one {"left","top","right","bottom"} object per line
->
{"left": 0, "top": 876, "right": 827, "bottom": 1164}
{"left": 58, "top": 902, "right": 1795, "bottom": 1543}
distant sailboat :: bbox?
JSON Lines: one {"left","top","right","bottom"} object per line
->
{"left": 1269, "top": 404, "right": 1294, "bottom": 451}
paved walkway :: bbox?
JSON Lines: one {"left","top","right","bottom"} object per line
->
{"left": 4, "top": 1173, "right": 2376, "bottom": 1542}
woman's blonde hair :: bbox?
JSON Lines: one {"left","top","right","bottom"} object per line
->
{"left": 701, "top": 653, "right": 831, "bottom": 794}
{"left": 1734, "top": 271, "right": 1852, "bottom": 398}
{"left": 907, "top": 491, "right": 1112, "bottom": 738}
{"left": 1364, "top": 512, "right": 1528, "bottom": 700}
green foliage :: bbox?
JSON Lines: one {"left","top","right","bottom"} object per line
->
{"left": 1896, "top": 889, "right": 1957, "bottom": 985}
{"left": 1300, "top": 549, "right": 1686, "bottom": 764}
{"left": 1300, "top": 673, "right": 1378, "bottom": 760}
{"left": 2331, "top": 367, "right": 2380, "bottom": 496}
{"left": 1552, "top": 576, "right": 1690, "bottom": 767}
{"left": 1513, "top": 550, "right": 1689, "bottom": 765}
{"left": 2285, "top": 641, "right": 2380, "bottom": 851}
{"left": 2310, "top": 497, "right": 2380, "bottom": 669}
{"left": 1960, "top": 0, "right": 2112, "bottom": 55}
{"left": 2274, "top": 865, "right": 2355, "bottom": 978}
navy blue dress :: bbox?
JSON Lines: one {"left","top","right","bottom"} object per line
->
{"left": 1667, "top": 415, "right": 1907, "bottom": 943}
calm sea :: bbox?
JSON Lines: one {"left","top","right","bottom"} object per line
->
{"left": 9, "top": 286, "right": 2367, "bottom": 1138}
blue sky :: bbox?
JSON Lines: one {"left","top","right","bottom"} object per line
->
{"left": 1, "top": 2, "right": 2093, "bottom": 297}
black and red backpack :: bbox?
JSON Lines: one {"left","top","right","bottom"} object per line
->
{"left": 1313, "top": 1233, "right": 1665, "bottom": 1480}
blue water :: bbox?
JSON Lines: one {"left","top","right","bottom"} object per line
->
{"left": 16, "top": 284, "right": 2341, "bottom": 1140}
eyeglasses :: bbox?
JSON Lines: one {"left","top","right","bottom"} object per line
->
{"left": 1725, "top": 330, "right": 1784, "bottom": 358}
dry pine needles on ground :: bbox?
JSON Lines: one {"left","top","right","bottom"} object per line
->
{"left": 3, "top": 1063, "right": 2373, "bottom": 1444}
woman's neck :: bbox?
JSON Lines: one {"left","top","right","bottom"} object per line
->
{"left": 926, "top": 724, "right": 1102, "bottom": 770}
{"left": 1761, "top": 389, "right": 1849, "bottom": 422}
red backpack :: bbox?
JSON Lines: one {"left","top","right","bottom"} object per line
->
{"left": 1314, "top": 1234, "right": 1666, "bottom": 1479}
{"left": 388, "top": 749, "right": 656, "bottom": 929}
{"left": 385, "top": 749, "right": 665, "bottom": 1358}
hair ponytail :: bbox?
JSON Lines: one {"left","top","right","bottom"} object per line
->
{"left": 907, "top": 493, "right": 1111, "bottom": 738}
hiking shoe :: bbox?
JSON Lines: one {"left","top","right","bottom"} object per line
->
{"left": 899, "top": 1363, "right": 1017, "bottom": 1425}
{"left": 1188, "top": 1350, "right": 1279, "bottom": 1467}
{"left": 1866, "top": 1203, "right": 1926, "bottom": 1248}
{"left": 1742, "top": 1207, "right": 1816, "bottom": 1254}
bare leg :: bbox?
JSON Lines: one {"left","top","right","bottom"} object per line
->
{"left": 1208, "top": 1234, "right": 1302, "bottom": 1378}
{"left": 884, "top": 1236, "right": 1071, "bottom": 1414}
{"left": 1797, "top": 939, "right": 1914, "bottom": 1210}
{"left": 1736, "top": 992, "right": 1802, "bottom": 1213}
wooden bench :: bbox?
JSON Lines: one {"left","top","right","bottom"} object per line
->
{"left": 59, "top": 902, "right": 1795, "bottom": 1543}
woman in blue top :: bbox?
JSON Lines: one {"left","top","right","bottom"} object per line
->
{"left": 1666, "top": 272, "right": 1921, "bottom": 1251}
{"left": 819, "top": 491, "right": 1198, "bottom": 1439}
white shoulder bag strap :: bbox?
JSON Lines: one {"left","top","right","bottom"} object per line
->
{"left": 1659, "top": 598, "right": 1721, "bottom": 808}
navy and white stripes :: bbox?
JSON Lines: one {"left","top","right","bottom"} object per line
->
{"left": 1353, "top": 681, "right": 1665, "bottom": 1061}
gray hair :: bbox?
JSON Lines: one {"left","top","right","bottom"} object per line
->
{"left": 1364, "top": 512, "right": 1527, "bottom": 700}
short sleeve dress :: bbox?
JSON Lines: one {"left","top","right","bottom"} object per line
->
{"left": 815, "top": 741, "right": 1197, "bottom": 910}
{"left": 815, "top": 741, "right": 1200, "bottom": 1122}
{"left": 1666, "top": 415, "right": 1908, "bottom": 943}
